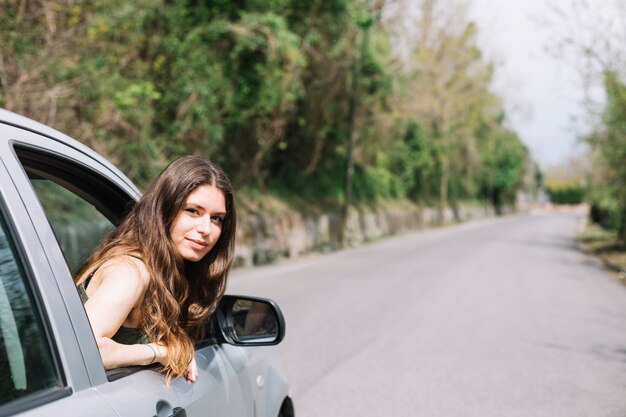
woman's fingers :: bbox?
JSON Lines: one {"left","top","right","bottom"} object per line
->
{"left": 185, "top": 356, "right": 198, "bottom": 383}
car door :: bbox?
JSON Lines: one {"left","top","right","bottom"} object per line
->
{"left": 0, "top": 131, "right": 118, "bottom": 417}
{"left": 1, "top": 120, "right": 252, "bottom": 417}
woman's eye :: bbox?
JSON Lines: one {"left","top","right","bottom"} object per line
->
{"left": 185, "top": 208, "right": 199, "bottom": 215}
{"left": 211, "top": 215, "right": 224, "bottom": 224}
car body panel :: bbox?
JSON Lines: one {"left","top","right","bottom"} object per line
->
{"left": 96, "top": 345, "right": 249, "bottom": 417}
{"left": 234, "top": 347, "right": 291, "bottom": 417}
{"left": 14, "top": 389, "right": 117, "bottom": 417}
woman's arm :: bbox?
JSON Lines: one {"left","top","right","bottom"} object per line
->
{"left": 95, "top": 338, "right": 165, "bottom": 369}
{"left": 83, "top": 256, "right": 156, "bottom": 369}
{"left": 83, "top": 256, "right": 197, "bottom": 381}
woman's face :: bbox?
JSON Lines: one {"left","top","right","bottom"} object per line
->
{"left": 169, "top": 184, "right": 227, "bottom": 262}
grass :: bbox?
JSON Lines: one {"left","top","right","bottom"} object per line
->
{"left": 577, "top": 223, "right": 626, "bottom": 280}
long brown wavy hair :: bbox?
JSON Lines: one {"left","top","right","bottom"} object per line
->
{"left": 76, "top": 156, "right": 236, "bottom": 381}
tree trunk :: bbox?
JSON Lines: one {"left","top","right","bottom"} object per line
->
{"left": 438, "top": 157, "right": 449, "bottom": 225}
{"left": 620, "top": 203, "right": 626, "bottom": 246}
{"left": 340, "top": 23, "right": 369, "bottom": 248}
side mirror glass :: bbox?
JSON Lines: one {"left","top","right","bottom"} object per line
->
{"left": 216, "top": 295, "right": 286, "bottom": 346}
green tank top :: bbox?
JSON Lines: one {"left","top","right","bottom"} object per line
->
{"left": 77, "top": 255, "right": 149, "bottom": 345}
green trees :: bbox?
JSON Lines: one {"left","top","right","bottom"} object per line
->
{"left": 385, "top": 0, "right": 529, "bottom": 213}
{"left": 0, "top": 0, "right": 530, "bottom": 216}
{"left": 587, "top": 71, "right": 626, "bottom": 240}
{"left": 477, "top": 128, "right": 529, "bottom": 212}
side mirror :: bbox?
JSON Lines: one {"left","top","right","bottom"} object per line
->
{"left": 214, "top": 295, "right": 286, "bottom": 346}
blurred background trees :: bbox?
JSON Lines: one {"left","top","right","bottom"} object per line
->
{"left": 0, "top": 0, "right": 531, "bottom": 216}
{"left": 546, "top": 0, "right": 626, "bottom": 243}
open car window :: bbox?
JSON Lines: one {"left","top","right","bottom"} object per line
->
{"left": 29, "top": 179, "right": 114, "bottom": 274}
{"left": 14, "top": 146, "right": 133, "bottom": 274}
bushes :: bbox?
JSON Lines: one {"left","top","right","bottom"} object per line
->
{"left": 545, "top": 183, "right": 585, "bottom": 205}
{"left": 590, "top": 201, "right": 622, "bottom": 231}
{"left": 588, "top": 189, "right": 623, "bottom": 232}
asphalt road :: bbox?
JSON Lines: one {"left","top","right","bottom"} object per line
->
{"left": 228, "top": 212, "right": 626, "bottom": 417}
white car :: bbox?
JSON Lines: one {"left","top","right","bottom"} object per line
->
{"left": 0, "top": 108, "right": 294, "bottom": 417}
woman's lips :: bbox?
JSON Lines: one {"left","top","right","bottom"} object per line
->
{"left": 186, "top": 238, "right": 207, "bottom": 249}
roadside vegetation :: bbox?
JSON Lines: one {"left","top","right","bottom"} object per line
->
{"left": 577, "top": 224, "right": 626, "bottom": 280}
{"left": 0, "top": 0, "right": 534, "bottom": 230}
{"left": 546, "top": 0, "right": 626, "bottom": 247}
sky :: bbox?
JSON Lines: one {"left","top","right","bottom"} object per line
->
{"left": 467, "top": 0, "right": 596, "bottom": 168}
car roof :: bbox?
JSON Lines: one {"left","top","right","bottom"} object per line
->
{"left": 0, "top": 108, "right": 140, "bottom": 197}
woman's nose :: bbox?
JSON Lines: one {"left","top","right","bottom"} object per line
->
{"left": 197, "top": 216, "right": 212, "bottom": 235}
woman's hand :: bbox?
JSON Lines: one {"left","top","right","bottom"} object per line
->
{"left": 152, "top": 344, "right": 196, "bottom": 383}
{"left": 185, "top": 355, "right": 198, "bottom": 383}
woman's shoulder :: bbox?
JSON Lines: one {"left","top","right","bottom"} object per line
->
{"left": 95, "top": 253, "right": 151, "bottom": 291}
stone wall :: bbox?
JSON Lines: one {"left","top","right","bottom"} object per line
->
{"left": 234, "top": 203, "right": 499, "bottom": 267}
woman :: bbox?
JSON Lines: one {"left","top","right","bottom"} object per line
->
{"left": 75, "top": 156, "right": 236, "bottom": 383}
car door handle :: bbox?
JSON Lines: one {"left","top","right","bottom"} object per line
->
{"left": 169, "top": 407, "right": 187, "bottom": 417}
